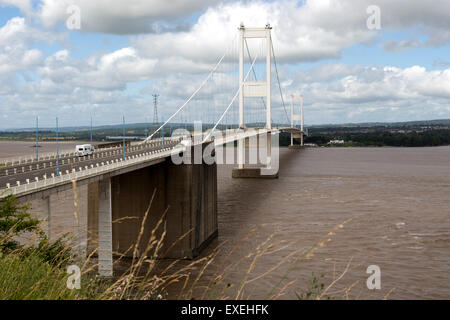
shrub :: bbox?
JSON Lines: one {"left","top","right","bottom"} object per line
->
{"left": 0, "top": 195, "right": 39, "bottom": 252}
{"left": 1, "top": 194, "right": 73, "bottom": 267}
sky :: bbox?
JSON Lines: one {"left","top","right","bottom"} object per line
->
{"left": 0, "top": 0, "right": 449, "bottom": 129}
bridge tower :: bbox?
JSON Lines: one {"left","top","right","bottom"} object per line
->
{"left": 234, "top": 23, "right": 277, "bottom": 178}
{"left": 289, "top": 95, "right": 304, "bottom": 148}
{"left": 238, "top": 23, "right": 272, "bottom": 130}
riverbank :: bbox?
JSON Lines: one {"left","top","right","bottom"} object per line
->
{"left": 0, "top": 140, "right": 90, "bottom": 160}
{"left": 302, "top": 129, "right": 450, "bottom": 147}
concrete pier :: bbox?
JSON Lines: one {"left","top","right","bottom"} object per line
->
{"left": 232, "top": 134, "right": 279, "bottom": 179}
{"left": 232, "top": 167, "right": 279, "bottom": 179}
{"left": 24, "top": 185, "right": 89, "bottom": 262}
{"left": 98, "top": 178, "right": 113, "bottom": 277}
{"left": 85, "top": 143, "right": 218, "bottom": 275}
{"left": 165, "top": 146, "right": 218, "bottom": 258}
{"left": 25, "top": 142, "right": 218, "bottom": 276}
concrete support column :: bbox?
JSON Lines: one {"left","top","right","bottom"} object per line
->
{"left": 300, "top": 95, "right": 304, "bottom": 147}
{"left": 266, "top": 27, "right": 272, "bottom": 130}
{"left": 290, "top": 96, "right": 294, "bottom": 147}
{"left": 238, "top": 25, "right": 245, "bottom": 169}
{"left": 98, "top": 178, "right": 113, "bottom": 277}
{"left": 87, "top": 182, "right": 99, "bottom": 256}
{"left": 165, "top": 143, "right": 218, "bottom": 258}
{"left": 300, "top": 95, "right": 304, "bottom": 133}
{"left": 232, "top": 132, "right": 278, "bottom": 179}
{"left": 46, "top": 195, "right": 51, "bottom": 239}
{"left": 239, "top": 25, "right": 245, "bottom": 129}
{"left": 266, "top": 132, "right": 272, "bottom": 169}
{"left": 238, "top": 138, "right": 245, "bottom": 169}
{"left": 108, "top": 142, "right": 218, "bottom": 261}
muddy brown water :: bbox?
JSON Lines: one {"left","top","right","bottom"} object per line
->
{"left": 203, "top": 146, "right": 450, "bottom": 299}
{"left": 1, "top": 141, "right": 449, "bottom": 299}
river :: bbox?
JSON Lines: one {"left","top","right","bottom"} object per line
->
{"left": 2, "top": 141, "right": 449, "bottom": 299}
{"left": 203, "top": 146, "right": 450, "bottom": 299}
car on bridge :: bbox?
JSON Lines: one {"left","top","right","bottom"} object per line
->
{"left": 180, "top": 137, "right": 192, "bottom": 147}
{"left": 76, "top": 144, "right": 94, "bottom": 157}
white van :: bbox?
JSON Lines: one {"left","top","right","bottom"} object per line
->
{"left": 76, "top": 144, "right": 94, "bottom": 157}
{"left": 180, "top": 135, "right": 192, "bottom": 147}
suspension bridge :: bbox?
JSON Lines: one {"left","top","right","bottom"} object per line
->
{"left": 0, "top": 25, "right": 306, "bottom": 276}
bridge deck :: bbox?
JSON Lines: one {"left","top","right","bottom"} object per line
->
{"left": 0, "top": 127, "right": 306, "bottom": 199}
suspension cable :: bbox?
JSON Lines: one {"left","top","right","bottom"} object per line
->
{"left": 271, "top": 38, "right": 290, "bottom": 125}
{"left": 245, "top": 39, "right": 268, "bottom": 114}
{"left": 203, "top": 54, "right": 259, "bottom": 143}
{"left": 145, "top": 36, "right": 236, "bottom": 142}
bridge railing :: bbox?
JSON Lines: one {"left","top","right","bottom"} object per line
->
{"left": 0, "top": 143, "right": 183, "bottom": 198}
{"left": 0, "top": 138, "right": 178, "bottom": 169}
{"left": 0, "top": 145, "right": 118, "bottom": 167}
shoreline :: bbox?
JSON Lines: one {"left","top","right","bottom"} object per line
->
{"left": 0, "top": 140, "right": 90, "bottom": 160}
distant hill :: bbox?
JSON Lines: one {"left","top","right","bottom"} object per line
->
{"left": 0, "top": 122, "right": 156, "bottom": 133}
{"left": 307, "top": 119, "right": 450, "bottom": 128}
{"left": 2, "top": 119, "right": 450, "bottom": 132}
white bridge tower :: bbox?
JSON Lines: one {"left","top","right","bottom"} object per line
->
{"left": 237, "top": 23, "right": 273, "bottom": 172}
{"left": 290, "top": 95, "right": 304, "bottom": 147}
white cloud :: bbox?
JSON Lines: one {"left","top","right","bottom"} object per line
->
{"left": 0, "top": 17, "right": 49, "bottom": 74}
{"left": 4, "top": 0, "right": 450, "bottom": 70}
{"left": 35, "top": 47, "right": 158, "bottom": 92}
{"left": 383, "top": 39, "right": 424, "bottom": 52}
{"left": 130, "top": 0, "right": 450, "bottom": 75}
{"left": 0, "top": 0, "right": 32, "bottom": 15}
{"left": 35, "top": 0, "right": 221, "bottom": 34}
{"left": 5, "top": 0, "right": 449, "bottom": 40}
{"left": 132, "top": 0, "right": 375, "bottom": 66}
{"left": 1, "top": 1, "right": 450, "bottom": 128}
{"left": 280, "top": 64, "right": 450, "bottom": 124}
{"left": 289, "top": 64, "right": 450, "bottom": 102}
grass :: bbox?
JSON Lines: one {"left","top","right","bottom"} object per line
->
{"left": 0, "top": 248, "right": 107, "bottom": 300}
{"left": 0, "top": 188, "right": 359, "bottom": 300}
{"left": 0, "top": 223, "right": 354, "bottom": 300}
{"left": 0, "top": 251, "right": 73, "bottom": 299}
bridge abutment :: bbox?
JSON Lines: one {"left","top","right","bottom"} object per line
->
{"left": 289, "top": 132, "right": 304, "bottom": 149}
{"left": 232, "top": 133, "right": 279, "bottom": 179}
{"left": 25, "top": 185, "right": 89, "bottom": 259}
{"left": 21, "top": 143, "right": 218, "bottom": 276}
{"left": 86, "top": 143, "right": 218, "bottom": 275}
{"left": 232, "top": 167, "right": 278, "bottom": 179}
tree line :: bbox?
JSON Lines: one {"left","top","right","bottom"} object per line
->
{"left": 304, "top": 130, "right": 450, "bottom": 147}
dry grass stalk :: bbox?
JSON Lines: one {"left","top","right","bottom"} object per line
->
{"left": 3, "top": 181, "right": 369, "bottom": 301}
